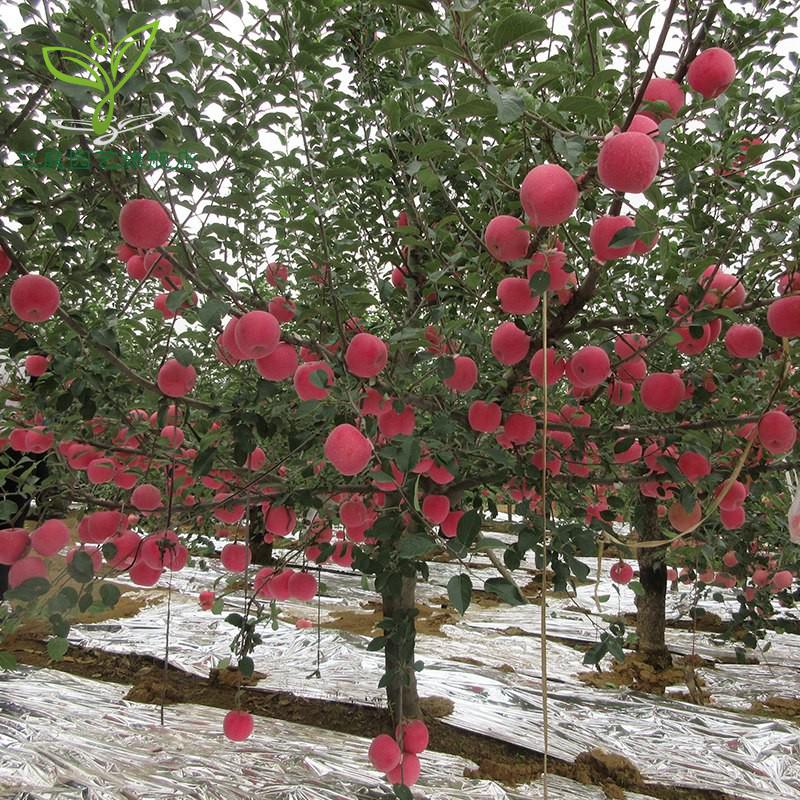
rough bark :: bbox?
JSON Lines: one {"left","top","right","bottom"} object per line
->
{"left": 381, "top": 571, "right": 420, "bottom": 723}
{"left": 247, "top": 506, "right": 273, "bottom": 566}
{"left": 634, "top": 495, "right": 672, "bottom": 669}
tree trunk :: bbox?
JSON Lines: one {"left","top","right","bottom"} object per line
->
{"left": 247, "top": 506, "right": 273, "bottom": 566}
{"left": 381, "top": 571, "right": 420, "bottom": 723}
{"left": 634, "top": 495, "right": 672, "bottom": 669}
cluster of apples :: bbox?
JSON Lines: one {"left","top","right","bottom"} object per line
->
{"left": 116, "top": 199, "right": 198, "bottom": 319}
{"left": 369, "top": 720, "right": 429, "bottom": 787}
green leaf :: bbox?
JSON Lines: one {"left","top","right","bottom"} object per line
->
{"left": 437, "top": 357, "right": 456, "bottom": 379}
{"left": 558, "top": 96, "right": 607, "bottom": 118}
{"left": 489, "top": 12, "right": 547, "bottom": 50}
{"left": 174, "top": 346, "right": 193, "bottom": 367}
{"left": 607, "top": 637, "right": 626, "bottom": 662}
{"left": 456, "top": 510, "right": 481, "bottom": 541}
{"left": 367, "top": 635, "right": 386, "bottom": 651}
{"left": 197, "top": 298, "right": 228, "bottom": 329}
{"left": 393, "top": 783, "right": 414, "bottom": 800}
{"left": 609, "top": 226, "right": 641, "bottom": 247}
{"left": 628, "top": 580, "right": 645, "bottom": 596}
{"left": 447, "top": 573, "right": 472, "bottom": 614}
{"left": 487, "top": 84, "right": 526, "bottom": 123}
{"left": 308, "top": 368, "right": 329, "bottom": 389}
{"left": 46, "top": 636, "right": 69, "bottom": 662}
{"left": 373, "top": 31, "right": 443, "bottom": 56}
{"left": 529, "top": 269, "right": 551, "bottom": 295}
{"left": 49, "top": 613, "right": 69, "bottom": 638}
{"left": 48, "top": 586, "right": 79, "bottom": 613}
{"left": 665, "top": 331, "right": 683, "bottom": 346}
{"left": 415, "top": 140, "right": 453, "bottom": 160}
{"left": 0, "top": 651, "right": 18, "bottom": 671}
{"left": 397, "top": 533, "right": 436, "bottom": 559}
{"left": 447, "top": 98, "right": 495, "bottom": 118}
{"left": 238, "top": 656, "right": 254, "bottom": 677}
{"left": 67, "top": 550, "right": 95, "bottom": 583}
{"left": 395, "top": 436, "right": 420, "bottom": 472}
{"left": 478, "top": 537, "right": 507, "bottom": 550}
{"left": 100, "top": 583, "right": 121, "bottom": 609}
{"left": 483, "top": 577, "right": 525, "bottom": 605}
{"left": 385, "top": 0, "right": 435, "bottom": 15}
{"left": 193, "top": 447, "right": 217, "bottom": 478}
{"left": 5, "top": 577, "right": 51, "bottom": 602}
{"left": 614, "top": 436, "right": 635, "bottom": 453}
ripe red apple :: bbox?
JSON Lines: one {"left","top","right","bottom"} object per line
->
{"left": 628, "top": 114, "right": 665, "bottom": 159}
{"left": 9, "top": 274, "right": 60, "bottom": 322}
{"left": 767, "top": 295, "right": 800, "bottom": 338}
{"left": 608, "top": 380, "right": 634, "bottom": 406}
{"left": 491, "top": 322, "right": 530, "bottom": 365}
{"left": 610, "top": 561, "right": 634, "bottom": 584}
{"left": 255, "top": 343, "right": 297, "bottom": 381}
{"left": 234, "top": 310, "right": 281, "bottom": 359}
{"left": 386, "top": 752, "right": 421, "bottom": 786}
{"left": 589, "top": 215, "right": 636, "bottom": 262}
{"left": 725, "top": 324, "right": 763, "bottom": 358}
{"left": 294, "top": 361, "right": 334, "bottom": 400}
{"left": 529, "top": 347, "right": 566, "bottom": 385}
{"left": 597, "top": 131, "right": 660, "bottom": 193}
{"left": 497, "top": 276, "right": 539, "bottom": 314}
{"left": 8, "top": 555, "right": 48, "bottom": 588}
{"left": 223, "top": 709, "right": 254, "bottom": 741}
{"left": 504, "top": 412, "right": 536, "bottom": 445}
{"left": 131, "top": 483, "right": 163, "bottom": 511}
{"left": 265, "top": 262, "right": 289, "bottom": 287}
{"left": 24, "top": 354, "right": 49, "bottom": 376}
{"left": 220, "top": 542, "right": 251, "bottom": 572}
{"left": 484, "top": 215, "right": 530, "bottom": 262}
{"left": 519, "top": 163, "right": 578, "bottom": 226}
{"left": 396, "top": 719, "right": 429, "bottom": 753}
{"left": 288, "top": 571, "right": 318, "bottom": 601}
{"left": 324, "top": 424, "right": 372, "bottom": 475}
{"left": 345, "top": 333, "right": 388, "bottom": 378}
{"left": 369, "top": 734, "right": 402, "bottom": 772}
{"left": 422, "top": 494, "right": 450, "bottom": 525}
{"left": 677, "top": 452, "right": 710, "bottom": 483}
{"left": 468, "top": 400, "right": 502, "bottom": 433}
{"left": 268, "top": 295, "right": 296, "bottom": 323}
{"left": 640, "top": 372, "right": 684, "bottom": 413}
{"left": 641, "top": 77, "right": 685, "bottom": 118}
{"left": 30, "top": 519, "right": 69, "bottom": 557}
{"left": 0, "top": 528, "right": 30, "bottom": 564}
{"left": 157, "top": 359, "right": 197, "bottom": 398}
{"left": 687, "top": 47, "right": 736, "bottom": 99}
{"left": 443, "top": 355, "right": 477, "bottom": 393}
{"left": 668, "top": 500, "right": 702, "bottom": 532}
{"left": 758, "top": 409, "right": 796, "bottom": 454}
{"left": 0, "top": 248, "right": 12, "bottom": 276}
{"left": 119, "top": 198, "right": 172, "bottom": 249}
{"left": 567, "top": 345, "right": 610, "bottom": 389}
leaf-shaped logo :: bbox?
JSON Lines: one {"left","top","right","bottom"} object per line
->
{"left": 109, "top": 22, "right": 159, "bottom": 90}
{"left": 42, "top": 46, "right": 109, "bottom": 92}
{"left": 42, "top": 21, "right": 159, "bottom": 138}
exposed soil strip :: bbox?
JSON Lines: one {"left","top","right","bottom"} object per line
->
{"left": 6, "top": 637, "right": 736, "bottom": 800}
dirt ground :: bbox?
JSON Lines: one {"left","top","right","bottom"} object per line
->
{"left": 579, "top": 652, "right": 713, "bottom": 704}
